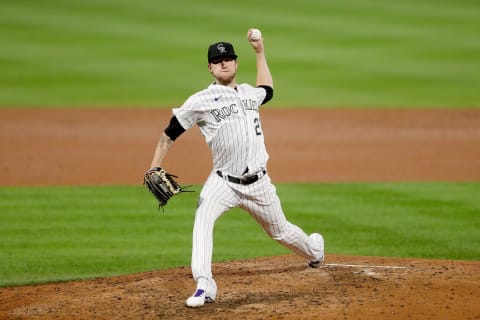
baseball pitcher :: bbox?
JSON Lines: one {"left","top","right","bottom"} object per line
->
{"left": 147, "top": 28, "right": 325, "bottom": 308}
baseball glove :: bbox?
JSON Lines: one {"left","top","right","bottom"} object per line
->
{"left": 143, "top": 167, "right": 186, "bottom": 208}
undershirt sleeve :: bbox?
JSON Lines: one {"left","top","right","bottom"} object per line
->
{"left": 257, "top": 85, "right": 274, "bottom": 105}
{"left": 164, "top": 116, "right": 186, "bottom": 141}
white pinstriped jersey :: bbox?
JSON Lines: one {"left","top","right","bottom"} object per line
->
{"left": 173, "top": 83, "right": 269, "bottom": 176}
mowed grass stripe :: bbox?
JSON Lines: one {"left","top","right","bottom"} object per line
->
{"left": 0, "top": 0, "right": 479, "bottom": 107}
{"left": 1, "top": 182, "right": 479, "bottom": 286}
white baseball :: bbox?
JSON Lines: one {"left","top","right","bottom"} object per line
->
{"left": 251, "top": 29, "right": 262, "bottom": 41}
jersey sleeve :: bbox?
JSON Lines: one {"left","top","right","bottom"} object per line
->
{"left": 257, "top": 85, "right": 273, "bottom": 105}
{"left": 164, "top": 116, "right": 185, "bottom": 141}
{"left": 172, "top": 95, "right": 202, "bottom": 130}
{"left": 251, "top": 85, "right": 273, "bottom": 106}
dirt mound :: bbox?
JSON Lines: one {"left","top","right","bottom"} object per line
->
{"left": 1, "top": 254, "right": 479, "bottom": 319}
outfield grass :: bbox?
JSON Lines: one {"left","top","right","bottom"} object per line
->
{"left": 1, "top": 183, "right": 478, "bottom": 287}
{"left": 1, "top": 0, "right": 479, "bottom": 108}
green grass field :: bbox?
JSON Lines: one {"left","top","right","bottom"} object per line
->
{"left": 1, "top": 0, "right": 479, "bottom": 107}
{"left": 1, "top": 183, "right": 479, "bottom": 287}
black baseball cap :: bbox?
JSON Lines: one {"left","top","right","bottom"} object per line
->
{"left": 208, "top": 42, "right": 238, "bottom": 63}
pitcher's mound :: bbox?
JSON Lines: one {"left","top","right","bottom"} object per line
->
{"left": 1, "top": 254, "right": 479, "bottom": 319}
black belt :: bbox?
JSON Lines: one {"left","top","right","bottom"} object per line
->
{"left": 216, "top": 170, "right": 266, "bottom": 185}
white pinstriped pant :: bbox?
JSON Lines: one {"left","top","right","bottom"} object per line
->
{"left": 191, "top": 171, "right": 323, "bottom": 293}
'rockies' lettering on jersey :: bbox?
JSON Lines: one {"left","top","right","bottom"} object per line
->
{"left": 210, "top": 104, "right": 239, "bottom": 123}
{"left": 243, "top": 99, "right": 259, "bottom": 112}
{"left": 210, "top": 99, "right": 258, "bottom": 123}
{"left": 173, "top": 83, "right": 269, "bottom": 176}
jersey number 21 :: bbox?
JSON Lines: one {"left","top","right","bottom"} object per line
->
{"left": 254, "top": 118, "right": 262, "bottom": 136}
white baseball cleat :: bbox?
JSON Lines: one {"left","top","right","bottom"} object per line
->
{"left": 308, "top": 258, "right": 324, "bottom": 268}
{"left": 185, "top": 289, "right": 215, "bottom": 308}
{"left": 308, "top": 233, "right": 325, "bottom": 268}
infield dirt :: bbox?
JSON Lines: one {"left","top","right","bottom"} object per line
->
{"left": 0, "top": 108, "right": 479, "bottom": 319}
